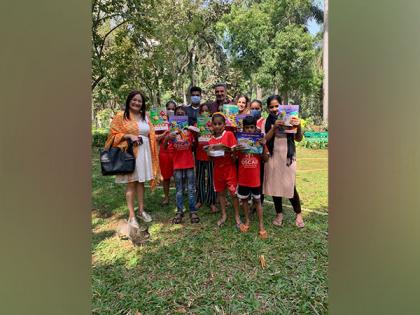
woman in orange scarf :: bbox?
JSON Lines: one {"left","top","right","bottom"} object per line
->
{"left": 105, "top": 90, "right": 160, "bottom": 228}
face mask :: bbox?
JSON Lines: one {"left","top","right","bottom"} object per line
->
{"left": 191, "top": 96, "right": 201, "bottom": 104}
{"left": 250, "top": 109, "right": 261, "bottom": 119}
{"left": 166, "top": 110, "right": 175, "bottom": 116}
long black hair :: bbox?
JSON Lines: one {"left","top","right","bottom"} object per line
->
{"left": 264, "top": 95, "right": 296, "bottom": 166}
{"left": 123, "top": 90, "right": 146, "bottom": 121}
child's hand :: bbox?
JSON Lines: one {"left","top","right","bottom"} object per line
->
{"left": 274, "top": 120, "right": 285, "bottom": 128}
{"left": 258, "top": 138, "right": 266, "bottom": 145}
{"left": 234, "top": 144, "right": 246, "bottom": 151}
{"left": 290, "top": 117, "right": 300, "bottom": 126}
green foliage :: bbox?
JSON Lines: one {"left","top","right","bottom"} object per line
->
{"left": 91, "top": 0, "right": 325, "bottom": 123}
{"left": 92, "top": 129, "right": 109, "bottom": 148}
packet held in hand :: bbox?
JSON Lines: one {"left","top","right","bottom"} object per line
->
{"left": 236, "top": 132, "right": 263, "bottom": 154}
{"left": 222, "top": 104, "right": 239, "bottom": 128}
{"left": 168, "top": 115, "right": 189, "bottom": 142}
{"left": 150, "top": 107, "right": 169, "bottom": 132}
{"left": 197, "top": 115, "right": 212, "bottom": 143}
{"left": 236, "top": 114, "right": 248, "bottom": 131}
{"left": 277, "top": 105, "right": 299, "bottom": 134}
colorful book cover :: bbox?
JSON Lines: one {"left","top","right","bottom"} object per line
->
{"left": 236, "top": 132, "right": 263, "bottom": 154}
{"left": 168, "top": 115, "right": 189, "bottom": 142}
{"left": 197, "top": 115, "right": 212, "bottom": 142}
{"left": 236, "top": 114, "right": 248, "bottom": 131}
{"left": 277, "top": 105, "right": 299, "bottom": 134}
{"left": 223, "top": 104, "right": 239, "bottom": 127}
{"left": 150, "top": 107, "right": 169, "bottom": 132}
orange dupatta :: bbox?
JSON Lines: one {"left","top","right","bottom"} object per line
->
{"left": 105, "top": 111, "right": 161, "bottom": 190}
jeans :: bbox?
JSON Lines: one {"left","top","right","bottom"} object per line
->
{"left": 174, "top": 168, "right": 196, "bottom": 214}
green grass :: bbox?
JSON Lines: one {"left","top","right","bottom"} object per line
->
{"left": 92, "top": 147, "right": 328, "bottom": 314}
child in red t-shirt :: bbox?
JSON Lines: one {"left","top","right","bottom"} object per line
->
{"left": 157, "top": 100, "right": 176, "bottom": 205}
{"left": 164, "top": 106, "right": 199, "bottom": 224}
{"left": 206, "top": 112, "right": 241, "bottom": 228}
{"left": 234, "top": 116, "right": 269, "bottom": 239}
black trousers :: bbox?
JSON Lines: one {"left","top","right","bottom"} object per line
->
{"left": 195, "top": 160, "right": 216, "bottom": 206}
{"left": 272, "top": 187, "right": 302, "bottom": 214}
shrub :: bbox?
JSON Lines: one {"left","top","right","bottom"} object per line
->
{"left": 297, "top": 138, "right": 328, "bottom": 149}
{"left": 92, "top": 129, "right": 108, "bottom": 147}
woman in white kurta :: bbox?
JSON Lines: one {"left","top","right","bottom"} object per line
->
{"left": 105, "top": 91, "right": 160, "bottom": 228}
{"left": 263, "top": 95, "right": 305, "bottom": 228}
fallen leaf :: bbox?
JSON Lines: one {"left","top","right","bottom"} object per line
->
{"left": 259, "top": 255, "right": 266, "bottom": 269}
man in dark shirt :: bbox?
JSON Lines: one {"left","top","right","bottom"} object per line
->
{"left": 207, "top": 83, "right": 232, "bottom": 114}
{"left": 184, "top": 86, "right": 202, "bottom": 126}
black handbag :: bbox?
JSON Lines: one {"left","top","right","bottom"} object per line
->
{"left": 100, "top": 139, "right": 135, "bottom": 176}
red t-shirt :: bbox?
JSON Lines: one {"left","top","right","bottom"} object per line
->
{"left": 237, "top": 152, "right": 261, "bottom": 187}
{"left": 208, "top": 130, "right": 237, "bottom": 168}
{"left": 173, "top": 132, "right": 195, "bottom": 170}
{"left": 159, "top": 139, "right": 174, "bottom": 154}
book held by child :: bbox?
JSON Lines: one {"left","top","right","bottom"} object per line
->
{"left": 236, "top": 132, "right": 264, "bottom": 154}
{"left": 222, "top": 104, "right": 239, "bottom": 128}
{"left": 277, "top": 105, "right": 299, "bottom": 134}
{"left": 150, "top": 107, "right": 169, "bottom": 132}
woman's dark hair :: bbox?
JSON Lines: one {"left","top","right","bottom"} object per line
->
{"left": 242, "top": 115, "right": 257, "bottom": 127}
{"left": 124, "top": 90, "right": 146, "bottom": 120}
{"left": 250, "top": 99, "right": 263, "bottom": 108}
{"left": 165, "top": 100, "right": 177, "bottom": 109}
{"left": 266, "top": 95, "right": 282, "bottom": 107}
{"left": 212, "top": 113, "right": 226, "bottom": 123}
{"left": 199, "top": 103, "right": 209, "bottom": 114}
{"left": 235, "top": 94, "right": 250, "bottom": 105}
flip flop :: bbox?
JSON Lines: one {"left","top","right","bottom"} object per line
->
{"left": 272, "top": 215, "right": 283, "bottom": 227}
{"left": 238, "top": 223, "right": 250, "bottom": 233}
{"left": 217, "top": 218, "right": 226, "bottom": 227}
{"left": 295, "top": 220, "right": 305, "bottom": 228}
{"left": 258, "top": 230, "right": 268, "bottom": 239}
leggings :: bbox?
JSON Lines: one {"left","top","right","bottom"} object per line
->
{"left": 195, "top": 160, "right": 216, "bottom": 206}
{"left": 259, "top": 161, "right": 265, "bottom": 205}
{"left": 272, "top": 187, "right": 301, "bottom": 214}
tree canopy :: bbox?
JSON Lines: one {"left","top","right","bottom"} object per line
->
{"left": 92, "top": 0, "right": 324, "bottom": 125}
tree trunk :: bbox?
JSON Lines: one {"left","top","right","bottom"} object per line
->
{"left": 323, "top": 0, "right": 329, "bottom": 123}
{"left": 282, "top": 91, "right": 289, "bottom": 104}
{"left": 256, "top": 85, "right": 262, "bottom": 99}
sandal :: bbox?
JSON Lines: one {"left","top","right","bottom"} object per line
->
{"left": 172, "top": 212, "right": 184, "bottom": 224}
{"left": 190, "top": 212, "right": 200, "bottom": 224}
{"left": 238, "top": 223, "right": 250, "bottom": 233}
{"left": 258, "top": 230, "right": 268, "bottom": 239}
{"left": 272, "top": 214, "right": 283, "bottom": 227}
{"left": 295, "top": 215, "right": 305, "bottom": 228}
{"left": 217, "top": 217, "right": 226, "bottom": 227}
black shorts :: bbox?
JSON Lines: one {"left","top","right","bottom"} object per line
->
{"left": 236, "top": 185, "right": 261, "bottom": 200}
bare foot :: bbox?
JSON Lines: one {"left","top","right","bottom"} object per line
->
{"left": 272, "top": 213, "right": 283, "bottom": 226}
{"left": 195, "top": 202, "right": 202, "bottom": 209}
{"left": 210, "top": 205, "right": 219, "bottom": 213}
{"left": 235, "top": 216, "right": 242, "bottom": 226}
{"left": 295, "top": 213, "right": 305, "bottom": 228}
{"left": 161, "top": 199, "right": 169, "bottom": 206}
{"left": 217, "top": 215, "right": 227, "bottom": 227}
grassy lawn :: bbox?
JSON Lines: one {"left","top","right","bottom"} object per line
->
{"left": 92, "top": 147, "right": 328, "bottom": 314}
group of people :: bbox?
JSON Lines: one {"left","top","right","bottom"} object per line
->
{"left": 105, "top": 83, "right": 304, "bottom": 240}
